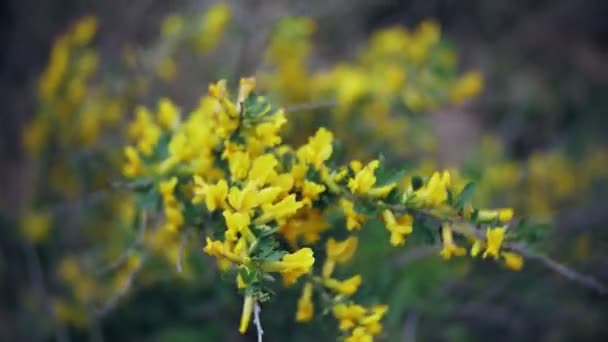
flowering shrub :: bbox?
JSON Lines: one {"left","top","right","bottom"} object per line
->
{"left": 14, "top": 3, "right": 608, "bottom": 341}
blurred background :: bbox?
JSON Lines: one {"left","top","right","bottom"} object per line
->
{"left": 1, "top": 0, "right": 608, "bottom": 341}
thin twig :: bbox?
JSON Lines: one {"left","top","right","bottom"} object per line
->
{"left": 445, "top": 218, "right": 608, "bottom": 295}
{"left": 94, "top": 251, "right": 148, "bottom": 317}
{"left": 284, "top": 99, "right": 337, "bottom": 113}
{"left": 95, "top": 210, "right": 147, "bottom": 276}
{"left": 23, "top": 242, "right": 70, "bottom": 342}
{"left": 510, "top": 243, "right": 608, "bottom": 295}
{"left": 345, "top": 189, "right": 608, "bottom": 295}
{"left": 253, "top": 301, "right": 264, "bottom": 342}
{"left": 177, "top": 229, "right": 190, "bottom": 273}
{"left": 402, "top": 310, "right": 419, "bottom": 342}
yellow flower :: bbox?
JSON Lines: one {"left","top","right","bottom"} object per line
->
{"left": 159, "top": 177, "right": 178, "bottom": 199}
{"left": 483, "top": 227, "right": 505, "bottom": 259}
{"left": 381, "top": 210, "right": 413, "bottom": 246}
{"left": 359, "top": 305, "right": 388, "bottom": 336}
{"left": 248, "top": 154, "right": 278, "bottom": 186}
{"left": 196, "top": 3, "right": 231, "bottom": 53}
{"left": 262, "top": 248, "right": 315, "bottom": 286}
{"left": 296, "top": 282, "right": 314, "bottom": 322}
{"left": 228, "top": 151, "right": 251, "bottom": 180}
{"left": 128, "top": 106, "right": 161, "bottom": 156}
{"left": 502, "top": 251, "right": 524, "bottom": 271}
{"left": 326, "top": 237, "right": 359, "bottom": 263}
{"left": 414, "top": 171, "right": 451, "bottom": 208}
{"left": 163, "top": 206, "right": 184, "bottom": 231}
{"left": 323, "top": 236, "right": 358, "bottom": 278}
{"left": 237, "top": 77, "right": 256, "bottom": 105}
{"left": 22, "top": 118, "right": 49, "bottom": 156}
{"left": 324, "top": 275, "right": 362, "bottom": 296}
{"left": 161, "top": 14, "right": 183, "bottom": 37}
{"left": 302, "top": 180, "right": 326, "bottom": 206}
{"left": 223, "top": 210, "right": 251, "bottom": 241}
{"left": 157, "top": 98, "right": 180, "bottom": 130}
{"left": 122, "top": 146, "right": 143, "bottom": 177}
{"left": 71, "top": 16, "right": 98, "bottom": 45}
{"left": 301, "top": 127, "right": 333, "bottom": 169}
{"left": 439, "top": 225, "right": 466, "bottom": 260}
{"left": 192, "top": 177, "right": 228, "bottom": 211}
{"left": 332, "top": 303, "right": 366, "bottom": 331}
{"left": 21, "top": 211, "right": 52, "bottom": 243}
{"left": 254, "top": 110, "right": 287, "bottom": 147}
{"left": 470, "top": 239, "right": 482, "bottom": 257}
{"left": 239, "top": 295, "right": 253, "bottom": 334}
{"left": 348, "top": 160, "right": 396, "bottom": 197}
{"left": 227, "top": 184, "right": 258, "bottom": 214}
{"left": 477, "top": 208, "right": 514, "bottom": 223}
{"left": 257, "top": 194, "right": 304, "bottom": 224}
{"left": 156, "top": 57, "right": 177, "bottom": 82}
{"left": 348, "top": 160, "right": 378, "bottom": 194}
{"left": 345, "top": 327, "right": 373, "bottom": 342}
{"left": 340, "top": 199, "right": 366, "bottom": 231}
{"left": 203, "top": 237, "right": 242, "bottom": 264}
{"left": 450, "top": 71, "right": 483, "bottom": 104}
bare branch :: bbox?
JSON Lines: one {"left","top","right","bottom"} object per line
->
{"left": 253, "top": 301, "right": 264, "bottom": 342}
{"left": 94, "top": 251, "right": 148, "bottom": 317}
{"left": 95, "top": 210, "right": 147, "bottom": 276}
{"left": 177, "top": 229, "right": 190, "bottom": 273}
{"left": 284, "top": 99, "right": 337, "bottom": 113}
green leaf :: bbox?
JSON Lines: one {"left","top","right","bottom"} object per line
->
{"left": 374, "top": 157, "right": 405, "bottom": 186}
{"left": 454, "top": 182, "right": 476, "bottom": 210}
{"left": 134, "top": 188, "right": 160, "bottom": 210}
{"left": 354, "top": 200, "right": 377, "bottom": 217}
{"left": 411, "top": 176, "right": 424, "bottom": 191}
{"left": 243, "top": 92, "right": 272, "bottom": 119}
{"left": 411, "top": 216, "right": 437, "bottom": 244}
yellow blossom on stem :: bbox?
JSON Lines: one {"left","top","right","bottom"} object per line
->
{"left": 296, "top": 282, "right": 314, "bottom": 322}
{"left": 203, "top": 237, "right": 243, "bottom": 264}
{"left": 348, "top": 160, "right": 378, "bottom": 195}
{"left": 192, "top": 177, "right": 228, "bottom": 211}
{"left": 248, "top": 154, "right": 278, "bottom": 186}
{"left": 123, "top": 146, "right": 143, "bottom": 177}
{"left": 359, "top": 304, "right": 388, "bottom": 336}
{"left": 340, "top": 199, "right": 366, "bottom": 231}
{"left": 228, "top": 151, "right": 251, "bottom": 180}
{"left": 302, "top": 180, "right": 326, "bottom": 206}
{"left": 414, "top": 171, "right": 451, "bottom": 208}
{"left": 332, "top": 303, "right": 367, "bottom": 331}
{"left": 324, "top": 274, "right": 362, "bottom": 296}
{"left": 239, "top": 295, "right": 253, "bottom": 334}
{"left": 223, "top": 210, "right": 252, "bottom": 241}
{"left": 323, "top": 236, "right": 358, "bottom": 278}
{"left": 262, "top": 248, "right": 314, "bottom": 286}
{"left": 483, "top": 227, "right": 505, "bottom": 259}
{"left": 381, "top": 210, "right": 413, "bottom": 246}
{"left": 439, "top": 225, "right": 466, "bottom": 260}
{"left": 21, "top": 211, "right": 52, "bottom": 243}
{"left": 300, "top": 127, "right": 333, "bottom": 169}
{"left": 345, "top": 327, "right": 373, "bottom": 342}
{"left": 502, "top": 251, "right": 524, "bottom": 271}
{"left": 470, "top": 239, "right": 482, "bottom": 257}
{"left": 478, "top": 208, "right": 514, "bottom": 223}
{"left": 256, "top": 194, "right": 304, "bottom": 224}
{"left": 227, "top": 184, "right": 258, "bottom": 214}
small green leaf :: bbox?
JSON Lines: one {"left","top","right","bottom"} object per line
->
{"left": 243, "top": 92, "right": 272, "bottom": 119}
{"left": 454, "top": 182, "right": 476, "bottom": 210}
{"left": 375, "top": 158, "right": 405, "bottom": 186}
{"left": 411, "top": 176, "right": 424, "bottom": 191}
